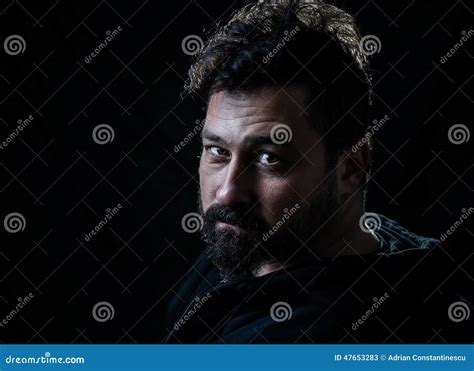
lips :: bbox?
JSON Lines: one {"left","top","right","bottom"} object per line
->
{"left": 215, "top": 221, "right": 257, "bottom": 234}
{"left": 204, "top": 205, "right": 268, "bottom": 233}
{"left": 217, "top": 221, "right": 243, "bottom": 230}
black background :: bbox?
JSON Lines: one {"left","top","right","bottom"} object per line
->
{"left": 0, "top": 0, "right": 472, "bottom": 343}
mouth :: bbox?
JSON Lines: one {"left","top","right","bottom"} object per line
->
{"left": 217, "top": 221, "right": 241, "bottom": 230}
{"left": 217, "top": 222, "right": 241, "bottom": 229}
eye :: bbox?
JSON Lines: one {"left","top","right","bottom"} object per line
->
{"left": 206, "top": 145, "right": 229, "bottom": 158}
{"left": 257, "top": 151, "right": 279, "bottom": 166}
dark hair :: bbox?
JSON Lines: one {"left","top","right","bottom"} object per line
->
{"left": 185, "top": 0, "right": 372, "bottom": 164}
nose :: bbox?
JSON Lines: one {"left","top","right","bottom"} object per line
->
{"left": 215, "top": 158, "right": 254, "bottom": 208}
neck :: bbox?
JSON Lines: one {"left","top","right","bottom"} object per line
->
{"left": 316, "top": 205, "right": 380, "bottom": 257}
{"left": 253, "top": 210, "right": 380, "bottom": 277}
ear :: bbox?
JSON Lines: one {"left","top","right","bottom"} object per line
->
{"left": 335, "top": 141, "right": 371, "bottom": 197}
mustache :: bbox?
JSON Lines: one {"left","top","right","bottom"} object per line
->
{"left": 203, "top": 204, "right": 268, "bottom": 231}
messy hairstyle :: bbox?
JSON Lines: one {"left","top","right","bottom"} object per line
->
{"left": 185, "top": 0, "right": 372, "bottom": 164}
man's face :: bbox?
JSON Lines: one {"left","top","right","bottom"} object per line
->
{"left": 198, "top": 86, "right": 340, "bottom": 280}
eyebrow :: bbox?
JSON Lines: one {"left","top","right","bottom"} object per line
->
{"left": 201, "top": 130, "right": 290, "bottom": 147}
{"left": 201, "top": 131, "right": 227, "bottom": 145}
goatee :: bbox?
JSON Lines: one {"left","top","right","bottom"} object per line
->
{"left": 198, "top": 175, "right": 339, "bottom": 281}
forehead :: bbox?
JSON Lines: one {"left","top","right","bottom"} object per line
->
{"left": 204, "top": 86, "right": 322, "bottom": 151}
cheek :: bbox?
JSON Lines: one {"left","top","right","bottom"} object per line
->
{"left": 257, "top": 178, "right": 303, "bottom": 224}
{"left": 259, "top": 165, "right": 326, "bottom": 224}
{"left": 199, "top": 161, "right": 217, "bottom": 209}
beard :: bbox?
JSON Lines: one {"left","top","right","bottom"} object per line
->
{"left": 198, "top": 175, "right": 340, "bottom": 281}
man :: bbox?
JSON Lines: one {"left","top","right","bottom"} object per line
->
{"left": 164, "top": 0, "right": 471, "bottom": 343}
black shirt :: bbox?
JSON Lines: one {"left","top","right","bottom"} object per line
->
{"left": 163, "top": 214, "right": 472, "bottom": 343}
